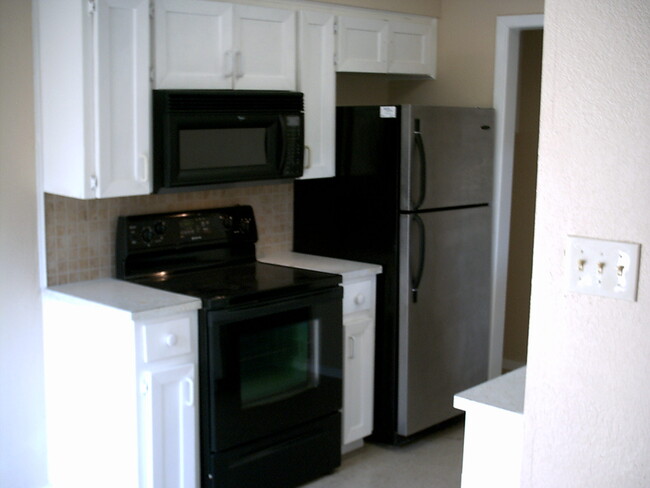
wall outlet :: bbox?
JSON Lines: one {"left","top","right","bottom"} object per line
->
{"left": 566, "top": 236, "right": 641, "bottom": 301}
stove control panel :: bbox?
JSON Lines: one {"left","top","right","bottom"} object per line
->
{"left": 116, "top": 205, "right": 258, "bottom": 252}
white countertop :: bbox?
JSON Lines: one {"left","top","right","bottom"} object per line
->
{"left": 45, "top": 278, "right": 201, "bottom": 321}
{"left": 454, "top": 367, "right": 526, "bottom": 416}
{"left": 259, "top": 252, "right": 382, "bottom": 282}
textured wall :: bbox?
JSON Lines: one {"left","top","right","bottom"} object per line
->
{"left": 523, "top": 0, "right": 650, "bottom": 485}
{"left": 0, "top": 1, "right": 49, "bottom": 486}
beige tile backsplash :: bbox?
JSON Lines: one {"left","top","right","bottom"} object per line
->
{"left": 45, "top": 183, "right": 294, "bottom": 286}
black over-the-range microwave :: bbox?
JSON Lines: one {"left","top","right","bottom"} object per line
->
{"left": 152, "top": 90, "right": 305, "bottom": 192}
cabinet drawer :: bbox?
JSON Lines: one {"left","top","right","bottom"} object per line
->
{"left": 143, "top": 316, "right": 192, "bottom": 363}
{"left": 343, "top": 280, "right": 373, "bottom": 315}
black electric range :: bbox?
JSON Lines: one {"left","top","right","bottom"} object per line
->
{"left": 115, "top": 205, "right": 343, "bottom": 488}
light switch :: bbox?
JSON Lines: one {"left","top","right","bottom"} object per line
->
{"left": 566, "top": 236, "right": 641, "bottom": 301}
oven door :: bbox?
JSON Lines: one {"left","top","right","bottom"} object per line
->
{"left": 204, "top": 286, "right": 342, "bottom": 452}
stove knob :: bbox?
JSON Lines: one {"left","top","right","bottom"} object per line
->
{"left": 141, "top": 227, "right": 154, "bottom": 244}
{"left": 240, "top": 217, "right": 251, "bottom": 233}
{"left": 154, "top": 220, "right": 167, "bottom": 235}
{"left": 221, "top": 215, "right": 233, "bottom": 229}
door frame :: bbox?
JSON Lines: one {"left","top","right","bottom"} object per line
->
{"left": 489, "top": 14, "right": 544, "bottom": 378}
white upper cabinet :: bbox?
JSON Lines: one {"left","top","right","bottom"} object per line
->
{"left": 298, "top": 10, "right": 336, "bottom": 179}
{"left": 336, "top": 13, "right": 436, "bottom": 77}
{"left": 154, "top": 0, "right": 296, "bottom": 90}
{"left": 154, "top": 0, "right": 234, "bottom": 89}
{"left": 36, "top": 0, "right": 152, "bottom": 199}
{"left": 336, "top": 16, "right": 388, "bottom": 73}
{"left": 388, "top": 20, "right": 436, "bottom": 76}
{"left": 234, "top": 5, "right": 296, "bottom": 90}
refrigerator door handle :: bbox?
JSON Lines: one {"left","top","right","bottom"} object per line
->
{"left": 412, "top": 119, "right": 427, "bottom": 210}
{"left": 410, "top": 213, "right": 426, "bottom": 303}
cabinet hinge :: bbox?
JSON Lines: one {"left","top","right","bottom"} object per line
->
{"left": 334, "top": 52, "right": 338, "bottom": 67}
{"left": 333, "top": 20, "right": 338, "bottom": 34}
{"left": 149, "top": 0, "right": 155, "bottom": 19}
{"left": 150, "top": 66, "right": 155, "bottom": 84}
{"left": 89, "top": 175, "right": 98, "bottom": 190}
{"left": 87, "top": 0, "right": 96, "bottom": 15}
{"left": 140, "top": 378, "right": 150, "bottom": 396}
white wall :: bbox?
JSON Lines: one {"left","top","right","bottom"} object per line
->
{"left": 0, "top": 1, "right": 49, "bottom": 487}
{"left": 522, "top": 0, "right": 650, "bottom": 485}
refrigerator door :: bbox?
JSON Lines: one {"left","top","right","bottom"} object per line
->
{"left": 397, "top": 206, "right": 491, "bottom": 437}
{"left": 400, "top": 106, "right": 494, "bottom": 211}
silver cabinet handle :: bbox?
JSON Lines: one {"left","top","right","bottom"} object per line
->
{"left": 183, "top": 377, "right": 194, "bottom": 407}
{"left": 304, "top": 145, "right": 312, "bottom": 169}
{"left": 225, "top": 50, "right": 234, "bottom": 78}
{"left": 348, "top": 336, "right": 356, "bottom": 359}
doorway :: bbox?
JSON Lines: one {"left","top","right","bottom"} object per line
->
{"left": 489, "top": 15, "right": 544, "bottom": 378}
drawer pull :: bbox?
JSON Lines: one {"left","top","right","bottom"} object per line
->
{"left": 348, "top": 336, "right": 356, "bottom": 359}
{"left": 164, "top": 334, "right": 178, "bottom": 347}
{"left": 354, "top": 294, "right": 366, "bottom": 306}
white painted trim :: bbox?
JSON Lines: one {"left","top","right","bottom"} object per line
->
{"left": 33, "top": 0, "right": 48, "bottom": 290}
{"left": 489, "top": 14, "right": 544, "bottom": 379}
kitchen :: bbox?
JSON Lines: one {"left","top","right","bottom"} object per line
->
{"left": 7, "top": 1, "right": 650, "bottom": 488}
{"left": 34, "top": 0, "right": 530, "bottom": 482}
{"left": 12, "top": 0, "right": 539, "bottom": 485}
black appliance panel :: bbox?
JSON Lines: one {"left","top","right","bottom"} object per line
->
{"left": 206, "top": 286, "right": 342, "bottom": 452}
{"left": 294, "top": 106, "right": 402, "bottom": 442}
{"left": 117, "top": 205, "right": 343, "bottom": 488}
{"left": 153, "top": 90, "right": 305, "bottom": 192}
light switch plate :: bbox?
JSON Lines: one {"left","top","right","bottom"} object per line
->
{"left": 566, "top": 236, "right": 641, "bottom": 301}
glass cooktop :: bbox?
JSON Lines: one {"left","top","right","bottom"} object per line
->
{"left": 131, "top": 261, "right": 341, "bottom": 309}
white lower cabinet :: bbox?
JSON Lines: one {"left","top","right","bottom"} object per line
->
{"left": 140, "top": 316, "right": 199, "bottom": 488}
{"left": 42, "top": 280, "right": 200, "bottom": 488}
{"left": 342, "top": 312, "right": 375, "bottom": 447}
{"left": 142, "top": 364, "right": 197, "bottom": 488}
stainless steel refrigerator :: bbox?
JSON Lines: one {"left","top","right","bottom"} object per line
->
{"left": 294, "top": 105, "right": 494, "bottom": 443}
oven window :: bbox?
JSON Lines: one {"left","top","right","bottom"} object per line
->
{"left": 239, "top": 319, "right": 318, "bottom": 408}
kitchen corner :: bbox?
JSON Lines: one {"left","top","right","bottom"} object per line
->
{"left": 259, "top": 252, "right": 383, "bottom": 453}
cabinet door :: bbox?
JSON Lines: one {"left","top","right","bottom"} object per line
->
{"left": 154, "top": 0, "right": 234, "bottom": 89}
{"left": 298, "top": 11, "right": 335, "bottom": 179}
{"left": 234, "top": 5, "right": 296, "bottom": 90}
{"left": 94, "top": 0, "right": 152, "bottom": 197}
{"left": 336, "top": 16, "right": 388, "bottom": 73}
{"left": 343, "top": 313, "right": 375, "bottom": 445}
{"left": 142, "top": 364, "right": 197, "bottom": 488}
{"left": 388, "top": 20, "right": 436, "bottom": 76}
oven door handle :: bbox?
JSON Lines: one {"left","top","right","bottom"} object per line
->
{"left": 211, "top": 326, "right": 224, "bottom": 381}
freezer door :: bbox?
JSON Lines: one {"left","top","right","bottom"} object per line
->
{"left": 397, "top": 206, "right": 491, "bottom": 437}
{"left": 400, "top": 106, "right": 494, "bottom": 211}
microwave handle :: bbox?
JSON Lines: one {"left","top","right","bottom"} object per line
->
{"left": 277, "top": 115, "right": 287, "bottom": 173}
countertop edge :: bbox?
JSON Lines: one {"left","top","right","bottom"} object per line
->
{"left": 258, "top": 252, "right": 383, "bottom": 281}
{"left": 454, "top": 367, "right": 526, "bottom": 416}
{"left": 44, "top": 278, "right": 201, "bottom": 319}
